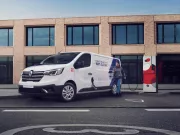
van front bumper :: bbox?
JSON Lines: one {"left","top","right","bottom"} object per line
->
{"left": 18, "top": 84, "right": 64, "bottom": 96}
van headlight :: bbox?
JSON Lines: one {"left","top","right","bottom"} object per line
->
{"left": 44, "top": 68, "right": 64, "bottom": 76}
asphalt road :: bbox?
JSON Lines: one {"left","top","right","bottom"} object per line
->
{"left": 0, "top": 92, "right": 180, "bottom": 108}
{"left": 0, "top": 93, "right": 180, "bottom": 134}
{"left": 0, "top": 108, "right": 180, "bottom": 134}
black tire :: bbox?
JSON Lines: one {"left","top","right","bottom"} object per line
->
{"left": 61, "top": 82, "right": 76, "bottom": 102}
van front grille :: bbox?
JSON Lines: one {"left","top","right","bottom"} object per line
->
{"left": 22, "top": 71, "right": 44, "bottom": 82}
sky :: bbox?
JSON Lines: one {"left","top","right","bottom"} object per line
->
{"left": 0, "top": 0, "right": 180, "bottom": 20}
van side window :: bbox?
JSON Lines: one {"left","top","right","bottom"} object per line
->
{"left": 75, "top": 53, "right": 91, "bottom": 68}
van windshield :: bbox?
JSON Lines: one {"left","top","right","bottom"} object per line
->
{"left": 40, "top": 52, "right": 80, "bottom": 65}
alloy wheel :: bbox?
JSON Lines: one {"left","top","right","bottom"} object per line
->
{"left": 62, "top": 85, "right": 75, "bottom": 101}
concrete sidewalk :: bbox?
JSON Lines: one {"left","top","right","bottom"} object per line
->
{"left": 0, "top": 89, "right": 20, "bottom": 98}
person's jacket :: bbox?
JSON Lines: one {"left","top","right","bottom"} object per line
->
{"left": 113, "top": 67, "right": 126, "bottom": 79}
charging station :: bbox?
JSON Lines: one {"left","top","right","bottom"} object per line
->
{"left": 143, "top": 56, "right": 157, "bottom": 92}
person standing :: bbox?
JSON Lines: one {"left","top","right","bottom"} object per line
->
{"left": 113, "top": 60, "right": 126, "bottom": 96}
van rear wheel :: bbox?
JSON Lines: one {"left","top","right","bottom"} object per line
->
{"left": 61, "top": 83, "right": 76, "bottom": 102}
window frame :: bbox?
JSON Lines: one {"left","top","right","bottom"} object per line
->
{"left": 0, "top": 28, "right": 13, "bottom": 46}
{"left": 156, "top": 22, "right": 180, "bottom": 44}
{"left": 112, "top": 23, "right": 144, "bottom": 45}
{"left": 26, "top": 26, "right": 55, "bottom": 46}
{"left": 66, "top": 25, "right": 99, "bottom": 46}
{"left": 112, "top": 55, "right": 143, "bottom": 84}
{"left": 74, "top": 53, "right": 91, "bottom": 69}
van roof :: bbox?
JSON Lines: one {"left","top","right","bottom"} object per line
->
{"left": 57, "top": 51, "right": 119, "bottom": 59}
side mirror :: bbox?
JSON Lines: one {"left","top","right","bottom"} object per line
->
{"left": 74, "top": 61, "right": 84, "bottom": 69}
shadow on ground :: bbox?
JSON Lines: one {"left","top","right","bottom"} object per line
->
{"left": 0, "top": 91, "right": 180, "bottom": 108}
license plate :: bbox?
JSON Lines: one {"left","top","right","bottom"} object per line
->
{"left": 23, "top": 85, "right": 34, "bottom": 88}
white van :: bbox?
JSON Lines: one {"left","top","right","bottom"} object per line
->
{"left": 18, "top": 52, "right": 121, "bottom": 102}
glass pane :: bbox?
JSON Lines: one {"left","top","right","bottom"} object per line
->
{"left": 0, "top": 29, "right": 8, "bottom": 46}
{"left": 129, "top": 63, "right": 137, "bottom": 84}
{"left": 138, "top": 63, "right": 143, "bottom": 84}
{"left": 67, "top": 27, "right": 72, "bottom": 45}
{"left": 27, "top": 28, "right": 32, "bottom": 46}
{"left": 113, "top": 55, "right": 120, "bottom": 59}
{"left": 50, "top": 27, "right": 55, "bottom": 46}
{"left": 157, "top": 24, "right": 163, "bottom": 44}
{"left": 164, "top": 24, "right": 175, "bottom": 43}
{"left": 72, "top": 27, "right": 82, "bottom": 45}
{"left": 33, "top": 27, "right": 49, "bottom": 46}
{"left": 176, "top": 24, "right": 180, "bottom": 43}
{"left": 27, "top": 56, "right": 33, "bottom": 61}
{"left": 94, "top": 26, "right": 99, "bottom": 45}
{"left": 33, "top": 56, "right": 48, "bottom": 60}
{"left": 8, "top": 57, "right": 13, "bottom": 61}
{"left": 138, "top": 55, "right": 143, "bottom": 60}
{"left": 127, "top": 25, "right": 138, "bottom": 44}
{"left": 121, "top": 63, "right": 129, "bottom": 84}
{"left": 121, "top": 55, "right": 137, "bottom": 60}
{"left": 0, "top": 56, "right": 13, "bottom": 84}
{"left": 138, "top": 25, "right": 144, "bottom": 44}
{"left": 112, "top": 25, "right": 116, "bottom": 44}
{"left": 115, "top": 25, "right": 126, "bottom": 44}
{"left": 27, "top": 63, "right": 32, "bottom": 67}
{"left": 9, "top": 29, "right": 13, "bottom": 46}
{"left": 84, "top": 26, "right": 93, "bottom": 44}
{"left": 26, "top": 56, "right": 49, "bottom": 67}
{"left": 0, "top": 57, "right": 8, "bottom": 62}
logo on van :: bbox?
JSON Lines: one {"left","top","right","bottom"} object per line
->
{"left": 29, "top": 70, "right": 33, "bottom": 77}
{"left": 95, "top": 60, "right": 107, "bottom": 67}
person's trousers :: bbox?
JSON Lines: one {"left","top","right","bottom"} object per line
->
{"left": 113, "top": 78, "right": 122, "bottom": 94}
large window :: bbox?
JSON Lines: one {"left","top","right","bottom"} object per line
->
{"left": 157, "top": 54, "right": 180, "bottom": 84}
{"left": 157, "top": 23, "right": 180, "bottom": 44}
{"left": 26, "top": 56, "right": 49, "bottom": 67}
{"left": 26, "top": 26, "right": 55, "bottom": 46}
{"left": 112, "top": 24, "right": 144, "bottom": 44}
{"left": 113, "top": 55, "right": 143, "bottom": 84}
{"left": 0, "top": 28, "right": 13, "bottom": 46}
{"left": 0, "top": 57, "right": 13, "bottom": 84}
{"left": 67, "top": 25, "right": 99, "bottom": 45}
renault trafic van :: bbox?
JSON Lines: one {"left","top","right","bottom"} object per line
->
{"left": 18, "top": 52, "right": 121, "bottom": 102}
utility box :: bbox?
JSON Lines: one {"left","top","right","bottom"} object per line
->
{"left": 143, "top": 56, "right": 157, "bottom": 92}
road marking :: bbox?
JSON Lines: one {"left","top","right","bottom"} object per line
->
{"left": 0, "top": 124, "right": 180, "bottom": 135}
{"left": 43, "top": 128, "right": 139, "bottom": 134}
{"left": 2, "top": 109, "right": 90, "bottom": 112}
{"left": 145, "top": 109, "right": 180, "bottom": 112}
{"left": 125, "top": 99, "right": 144, "bottom": 103}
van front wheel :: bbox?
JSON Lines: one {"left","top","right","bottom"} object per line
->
{"left": 61, "top": 83, "right": 76, "bottom": 102}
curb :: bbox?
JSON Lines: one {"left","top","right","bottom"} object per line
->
{"left": 139, "top": 92, "right": 170, "bottom": 97}
{"left": 0, "top": 95, "right": 24, "bottom": 100}
{"left": 169, "top": 92, "right": 180, "bottom": 94}
{"left": 1, "top": 106, "right": 180, "bottom": 109}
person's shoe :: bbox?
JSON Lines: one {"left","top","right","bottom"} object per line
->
{"left": 118, "top": 93, "right": 122, "bottom": 96}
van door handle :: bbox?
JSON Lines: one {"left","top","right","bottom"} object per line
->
{"left": 88, "top": 73, "right": 92, "bottom": 75}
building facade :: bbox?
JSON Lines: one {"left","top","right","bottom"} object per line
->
{"left": 0, "top": 14, "right": 180, "bottom": 91}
